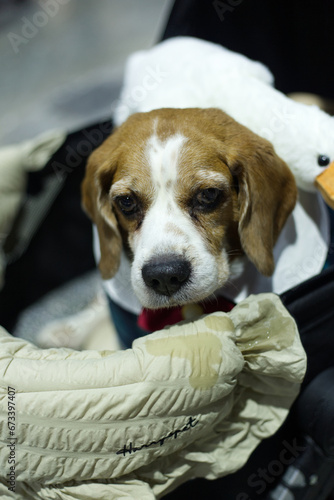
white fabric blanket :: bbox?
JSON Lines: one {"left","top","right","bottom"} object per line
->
{"left": 0, "top": 293, "right": 306, "bottom": 499}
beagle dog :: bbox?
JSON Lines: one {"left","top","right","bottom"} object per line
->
{"left": 82, "top": 108, "right": 297, "bottom": 311}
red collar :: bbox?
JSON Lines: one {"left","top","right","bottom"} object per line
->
{"left": 137, "top": 296, "right": 234, "bottom": 332}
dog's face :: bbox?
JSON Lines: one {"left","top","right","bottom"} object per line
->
{"left": 82, "top": 108, "right": 297, "bottom": 309}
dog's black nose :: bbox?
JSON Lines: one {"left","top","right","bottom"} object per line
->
{"left": 142, "top": 257, "right": 191, "bottom": 296}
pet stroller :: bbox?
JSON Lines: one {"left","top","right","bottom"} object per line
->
{"left": 1, "top": 1, "right": 334, "bottom": 498}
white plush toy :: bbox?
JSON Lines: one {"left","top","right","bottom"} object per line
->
{"left": 114, "top": 36, "right": 334, "bottom": 203}
{"left": 109, "top": 36, "right": 333, "bottom": 304}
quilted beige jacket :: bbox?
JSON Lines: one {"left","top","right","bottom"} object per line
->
{"left": 0, "top": 293, "right": 306, "bottom": 499}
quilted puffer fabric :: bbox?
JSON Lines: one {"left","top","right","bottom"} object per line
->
{"left": 0, "top": 293, "right": 306, "bottom": 499}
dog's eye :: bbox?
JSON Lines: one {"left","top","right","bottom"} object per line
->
{"left": 195, "top": 188, "right": 221, "bottom": 209}
{"left": 116, "top": 195, "right": 138, "bottom": 215}
{"left": 318, "top": 155, "right": 331, "bottom": 167}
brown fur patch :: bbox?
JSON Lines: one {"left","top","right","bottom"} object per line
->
{"left": 165, "top": 222, "right": 188, "bottom": 238}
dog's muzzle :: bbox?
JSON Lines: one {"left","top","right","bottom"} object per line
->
{"left": 142, "top": 256, "right": 191, "bottom": 296}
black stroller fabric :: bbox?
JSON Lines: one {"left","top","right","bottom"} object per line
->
{"left": 0, "top": 121, "right": 112, "bottom": 333}
{"left": 0, "top": 1, "right": 334, "bottom": 498}
{"left": 161, "top": 0, "right": 334, "bottom": 99}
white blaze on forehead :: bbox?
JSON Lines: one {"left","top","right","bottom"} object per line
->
{"left": 128, "top": 132, "right": 184, "bottom": 256}
{"left": 141, "top": 132, "right": 188, "bottom": 250}
{"left": 145, "top": 132, "right": 187, "bottom": 190}
{"left": 128, "top": 131, "right": 189, "bottom": 256}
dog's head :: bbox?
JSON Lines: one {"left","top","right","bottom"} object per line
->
{"left": 82, "top": 108, "right": 297, "bottom": 309}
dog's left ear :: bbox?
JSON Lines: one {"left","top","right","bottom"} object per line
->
{"left": 230, "top": 142, "right": 297, "bottom": 276}
{"left": 81, "top": 146, "right": 122, "bottom": 279}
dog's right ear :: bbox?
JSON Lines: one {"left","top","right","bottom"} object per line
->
{"left": 81, "top": 146, "right": 122, "bottom": 279}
